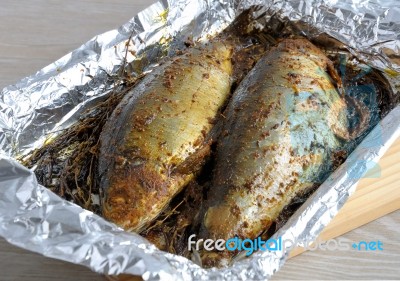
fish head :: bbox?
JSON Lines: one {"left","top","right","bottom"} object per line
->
{"left": 101, "top": 163, "right": 169, "bottom": 232}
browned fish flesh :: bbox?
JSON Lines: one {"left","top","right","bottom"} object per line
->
{"left": 98, "top": 42, "right": 233, "bottom": 232}
{"left": 198, "top": 38, "right": 362, "bottom": 267}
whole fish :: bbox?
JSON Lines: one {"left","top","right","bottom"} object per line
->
{"left": 98, "top": 42, "right": 233, "bottom": 232}
{"left": 198, "top": 38, "right": 364, "bottom": 267}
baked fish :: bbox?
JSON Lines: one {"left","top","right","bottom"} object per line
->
{"left": 199, "top": 38, "right": 364, "bottom": 267}
{"left": 99, "top": 42, "right": 233, "bottom": 232}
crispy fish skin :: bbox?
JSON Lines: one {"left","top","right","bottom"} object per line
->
{"left": 199, "top": 39, "right": 350, "bottom": 266}
{"left": 99, "top": 42, "right": 233, "bottom": 232}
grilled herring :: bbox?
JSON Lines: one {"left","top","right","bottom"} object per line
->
{"left": 98, "top": 42, "right": 233, "bottom": 232}
{"left": 198, "top": 38, "right": 364, "bottom": 267}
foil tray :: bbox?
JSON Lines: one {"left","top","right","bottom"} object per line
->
{"left": 0, "top": 0, "right": 399, "bottom": 280}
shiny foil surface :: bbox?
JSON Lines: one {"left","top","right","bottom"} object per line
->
{"left": 0, "top": 0, "right": 399, "bottom": 280}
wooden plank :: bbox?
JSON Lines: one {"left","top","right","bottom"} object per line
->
{"left": 0, "top": 238, "right": 103, "bottom": 281}
{"left": 272, "top": 210, "right": 400, "bottom": 280}
{"left": 289, "top": 136, "right": 400, "bottom": 258}
{"left": 106, "top": 275, "right": 141, "bottom": 281}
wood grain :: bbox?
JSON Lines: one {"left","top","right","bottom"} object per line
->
{"left": 289, "top": 137, "right": 400, "bottom": 258}
{"left": 272, "top": 210, "right": 400, "bottom": 280}
{"left": 0, "top": 238, "right": 103, "bottom": 281}
{"left": 0, "top": 1, "right": 399, "bottom": 280}
{"left": 0, "top": 0, "right": 152, "bottom": 90}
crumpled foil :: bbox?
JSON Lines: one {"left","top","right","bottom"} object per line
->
{"left": 0, "top": 0, "right": 399, "bottom": 280}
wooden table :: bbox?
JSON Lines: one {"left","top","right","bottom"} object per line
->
{"left": 1, "top": 1, "right": 399, "bottom": 280}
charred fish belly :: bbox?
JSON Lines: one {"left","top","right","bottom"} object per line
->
{"left": 99, "top": 42, "right": 233, "bottom": 232}
{"left": 199, "top": 38, "right": 351, "bottom": 267}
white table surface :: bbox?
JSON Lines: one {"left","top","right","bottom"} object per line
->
{"left": 1, "top": 1, "right": 399, "bottom": 280}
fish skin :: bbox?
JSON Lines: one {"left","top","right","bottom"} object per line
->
{"left": 99, "top": 42, "right": 233, "bottom": 232}
{"left": 199, "top": 38, "right": 351, "bottom": 267}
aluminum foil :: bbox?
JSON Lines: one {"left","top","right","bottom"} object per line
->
{"left": 0, "top": 0, "right": 399, "bottom": 280}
